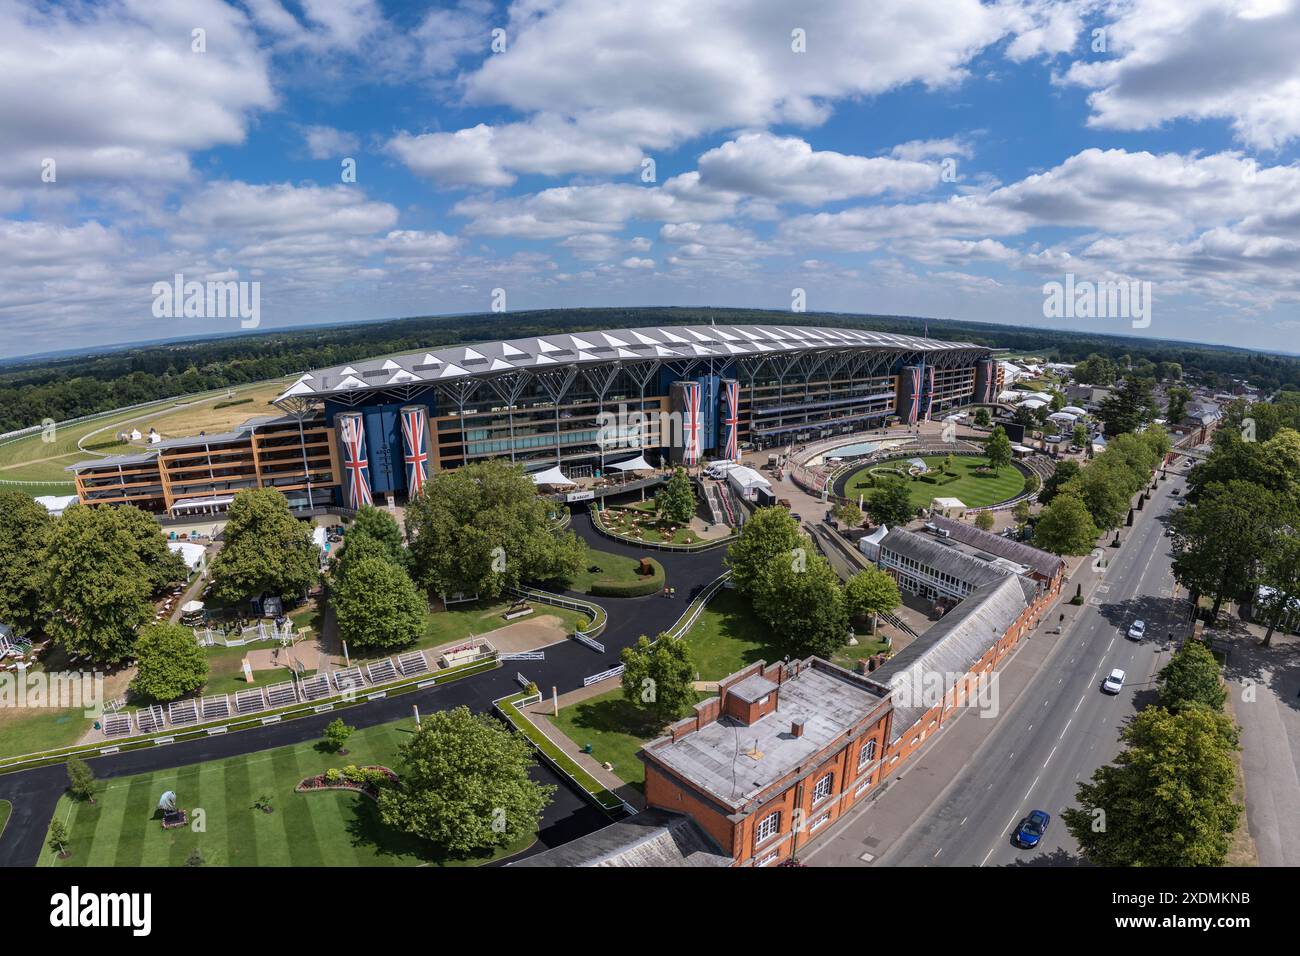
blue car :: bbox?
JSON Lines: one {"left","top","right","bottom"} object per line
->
{"left": 1014, "top": 810, "right": 1051, "bottom": 849}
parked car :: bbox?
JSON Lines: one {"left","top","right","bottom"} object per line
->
{"left": 1014, "top": 810, "right": 1051, "bottom": 849}
{"left": 1102, "top": 668, "right": 1126, "bottom": 694}
{"left": 1127, "top": 620, "right": 1146, "bottom": 640}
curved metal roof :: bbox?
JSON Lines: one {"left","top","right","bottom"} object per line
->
{"left": 277, "top": 323, "right": 985, "bottom": 403}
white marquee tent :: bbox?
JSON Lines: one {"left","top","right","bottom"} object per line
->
{"left": 530, "top": 466, "right": 576, "bottom": 487}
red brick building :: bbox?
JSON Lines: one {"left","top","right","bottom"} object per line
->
{"left": 640, "top": 658, "right": 893, "bottom": 867}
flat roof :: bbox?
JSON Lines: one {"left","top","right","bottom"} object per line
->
{"left": 645, "top": 661, "right": 887, "bottom": 812}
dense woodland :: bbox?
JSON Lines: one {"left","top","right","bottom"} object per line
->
{"left": 4, "top": 307, "right": 1300, "bottom": 433}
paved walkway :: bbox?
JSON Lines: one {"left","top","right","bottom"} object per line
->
{"left": 523, "top": 675, "right": 646, "bottom": 811}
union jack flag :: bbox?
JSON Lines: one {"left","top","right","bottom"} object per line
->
{"left": 339, "top": 414, "right": 373, "bottom": 509}
{"left": 722, "top": 379, "right": 739, "bottom": 461}
{"left": 683, "top": 381, "right": 702, "bottom": 466}
{"left": 401, "top": 406, "right": 430, "bottom": 498}
{"left": 908, "top": 367, "right": 922, "bottom": 424}
{"left": 924, "top": 366, "right": 935, "bottom": 422}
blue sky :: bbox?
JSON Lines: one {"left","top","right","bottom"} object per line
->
{"left": 4, "top": 0, "right": 1300, "bottom": 357}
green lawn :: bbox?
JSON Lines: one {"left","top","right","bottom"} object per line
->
{"left": 678, "top": 589, "right": 787, "bottom": 681}
{"left": 563, "top": 546, "right": 665, "bottom": 595}
{"left": 596, "top": 507, "right": 700, "bottom": 544}
{"left": 0, "top": 799, "right": 9, "bottom": 842}
{"left": 843, "top": 454, "right": 1025, "bottom": 511}
{"left": 0, "top": 706, "right": 90, "bottom": 761}
{"left": 829, "top": 636, "right": 892, "bottom": 672}
{"left": 548, "top": 689, "right": 666, "bottom": 791}
{"left": 37, "top": 717, "right": 536, "bottom": 867}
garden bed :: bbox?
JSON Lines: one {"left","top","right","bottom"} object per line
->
{"left": 296, "top": 765, "right": 399, "bottom": 802}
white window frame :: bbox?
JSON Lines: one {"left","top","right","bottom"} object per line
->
{"left": 754, "top": 810, "right": 781, "bottom": 847}
{"left": 812, "top": 772, "right": 834, "bottom": 805}
{"left": 857, "top": 738, "right": 877, "bottom": 770}
{"left": 755, "top": 849, "right": 780, "bottom": 867}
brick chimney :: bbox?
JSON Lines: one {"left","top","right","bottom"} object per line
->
{"left": 791, "top": 719, "right": 805, "bottom": 738}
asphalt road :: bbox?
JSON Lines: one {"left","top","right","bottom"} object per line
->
{"left": 0, "top": 510, "right": 725, "bottom": 867}
{"left": 876, "top": 469, "right": 1189, "bottom": 867}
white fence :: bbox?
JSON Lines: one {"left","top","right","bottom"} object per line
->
{"left": 193, "top": 619, "right": 296, "bottom": 647}
{"left": 583, "top": 664, "right": 625, "bottom": 687}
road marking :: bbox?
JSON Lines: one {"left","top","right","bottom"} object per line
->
{"left": 960, "top": 816, "right": 967, "bottom": 826}
{"left": 1060, "top": 719, "right": 1071, "bottom": 739}
{"left": 933, "top": 847, "right": 943, "bottom": 858}
{"left": 1074, "top": 694, "right": 1085, "bottom": 712}
{"left": 1023, "top": 774, "right": 1040, "bottom": 802}
{"left": 981, "top": 846, "right": 996, "bottom": 866}
{"left": 1044, "top": 746, "right": 1056, "bottom": 767}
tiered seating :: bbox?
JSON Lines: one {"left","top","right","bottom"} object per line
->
{"left": 265, "top": 681, "right": 298, "bottom": 708}
{"left": 365, "top": 658, "right": 397, "bottom": 684}
{"left": 298, "top": 674, "right": 330, "bottom": 701}
{"left": 234, "top": 688, "right": 266, "bottom": 715}
{"left": 168, "top": 699, "right": 199, "bottom": 726}
{"left": 332, "top": 666, "right": 364, "bottom": 692}
{"left": 102, "top": 713, "right": 132, "bottom": 737}
{"left": 395, "top": 651, "right": 429, "bottom": 676}
{"left": 200, "top": 694, "right": 230, "bottom": 721}
{"left": 135, "top": 705, "right": 166, "bottom": 733}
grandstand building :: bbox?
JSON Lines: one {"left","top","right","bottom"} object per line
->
{"left": 68, "top": 323, "right": 995, "bottom": 515}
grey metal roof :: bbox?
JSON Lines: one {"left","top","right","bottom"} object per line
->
{"left": 927, "top": 516, "right": 1065, "bottom": 580}
{"left": 68, "top": 412, "right": 322, "bottom": 472}
{"left": 278, "top": 323, "right": 985, "bottom": 402}
{"left": 510, "top": 809, "right": 731, "bottom": 867}
{"left": 868, "top": 573, "right": 1037, "bottom": 740}
{"left": 879, "top": 527, "right": 1014, "bottom": 590}
{"left": 645, "top": 661, "right": 888, "bottom": 812}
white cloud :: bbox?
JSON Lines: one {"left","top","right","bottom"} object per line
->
{"left": 0, "top": 0, "right": 274, "bottom": 186}
{"left": 300, "top": 125, "right": 361, "bottom": 160}
{"left": 1062, "top": 0, "right": 1300, "bottom": 150}
{"left": 696, "top": 132, "right": 937, "bottom": 204}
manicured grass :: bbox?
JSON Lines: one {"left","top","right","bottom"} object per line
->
{"left": 36, "top": 717, "right": 536, "bottom": 867}
{"left": 829, "top": 636, "right": 892, "bottom": 672}
{"left": 596, "top": 506, "right": 700, "bottom": 544}
{"left": 843, "top": 454, "right": 1026, "bottom": 511}
{"left": 0, "top": 799, "right": 10, "bottom": 842}
{"left": 678, "top": 589, "right": 786, "bottom": 681}
{"left": 564, "top": 546, "right": 666, "bottom": 595}
{"left": 499, "top": 694, "right": 626, "bottom": 812}
{"left": 0, "top": 706, "right": 91, "bottom": 761}
{"left": 549, "top": 689, "right": 666, "bottom": 791}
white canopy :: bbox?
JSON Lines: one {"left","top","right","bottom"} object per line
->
{"left": 607, "top": 454, "right": 653, "bottom": 472}
{"left": 34, "top": 494, "right": 78, "bottom": 516}
{"left": 530, "top": 466, "right": 575, "bottom": 487}
{"left": 1048, "top": 411, "right": 1078, "bottom": 424}
{"left": 1060, "top": 405, "right": 1088, "bottom": 416}
{"left": 180, "top": 600, "right": 204, "bottom": 614}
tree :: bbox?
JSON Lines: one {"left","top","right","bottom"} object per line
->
{"left": 1100, "top": 377, "right": 1154, "bottom": 436}
{"left": 1037, "top": 459, "right": 1080, "bottom": 506}
{"left": 404, "top": 459, "right": 584, "bottom": 599}
{"left": 1258, "top": 525, "right": 1300, "bottom": 647}
{"left": 48, "top": 819, "right": 70, "bottom": 858}
{"left": 1063, "top": 459, "right": 1132, "bottom": 531}
{"left": 753, "top": 551, "right": 850, "bottom": 659}
{"left": 620, "top": 635, "right": 696, "bottom": 723}
{"left": 1165, "top": 385, "right": 1192, "bottom": 424}
{"left": 1071, "top": 422, "right": 1089, "bottom": 448}
{"left": 656, "top": 468, "right": 695, "bottom": 525}
{"left": 1171, "top": 480, "right": 1276, "bottom": 619}
{"left": 1012, "top": 499, "right": 1032, "bottom": 527}
{"left": 1158, "top": 640, "right": 1226, "bottom": 713}
{"left": 112, "top": 504, "right": 188, "bottom": 595}
{"left": 378, "top": 706, "right": 554, "bottom": 856}
{"left": 1062, "top": 705, "right": 1240, "bottom": 867}
{"left": 1031, "top": 493, "right": 1100, "bottom": 555}
{"left": 346, "top": 506, "right": 406, "bottom": 566}
{"left": 985, "top": 426, "right": 1012, "bottom": 473}
{"left": 973, "top": 407, "right": 991, "bottom": 428}
{"left": 974, "top": 510, "right": 995, "bottom": 532}
{"left": 130, "top": 622, "right": 209, "bottom": 703}
{"left": 333, "top": 555, "right": 426, "bottom": 650}
{"left": 843, "top": 566, "right": 901, "bottom": 634}
{"left": 67, "top": 758, "right": 96, "bottom": 802}
{"left": 724, "top": 506, "right": 802, "bottom": 597}
{"left": 833, "top": 502, "right": 864, "bottom": 528}
{"left": 0, "top": 490, "right": 53, "bottom": 637}
{"left": 43, "top": 504, "right": 152, "bottom": 663}
{"left": 866, "top": 478, "right": 914, "bottom": 528}
{"left": 322, "top": 718, "right": 354, "bottom": 754}
{"left": 208, "top": 489, "right": 319, "bottom": 606}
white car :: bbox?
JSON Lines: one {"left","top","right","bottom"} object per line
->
{"left": 1102, "top": 669, "right": 1126, "bottom": 694}
{"left": 1127, "top": 620, "right": 1146, "bottom": 640}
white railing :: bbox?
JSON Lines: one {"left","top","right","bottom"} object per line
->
{"left": 583, "top": 664, "right": 625, "bottom": 687}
